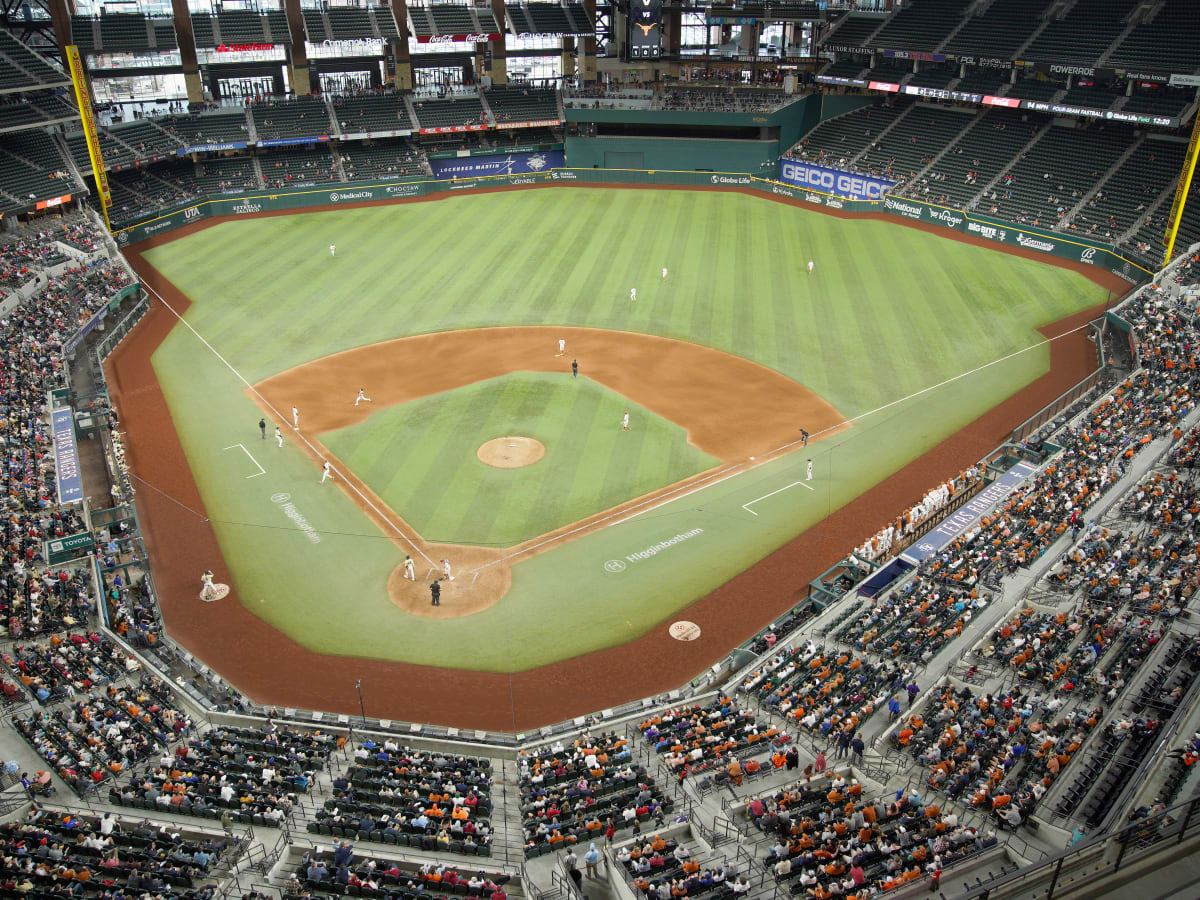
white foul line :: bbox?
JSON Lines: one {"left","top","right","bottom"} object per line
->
{"left": 139, "top": 282, "right": 435, "bottom": 566}
{"left": 222, "top": 443, "right": 266, "bottom": 478}
{"left": 742, "top": 480, "right": 813, "bottom": 516}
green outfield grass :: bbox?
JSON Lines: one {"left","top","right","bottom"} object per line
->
{"left": 142, "top": 187, "right": 1110, "bottom": 671}
{"left": 320, "top": 372, "right": 719, "bottom": 546}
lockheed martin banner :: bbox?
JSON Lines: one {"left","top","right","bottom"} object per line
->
{"left": 430, "top": 150, "right": 565, "bottom": 179}
{"left": 779, "top": 160, "right": 895, "bottom": 201}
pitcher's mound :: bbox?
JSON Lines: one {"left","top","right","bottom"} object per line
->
{"left": 477, "top": 436, "right": 545, "bottom": 468}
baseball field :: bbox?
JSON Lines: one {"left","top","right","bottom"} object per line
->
{"left": 109, "top": 184, "right": 1123, "bottom": 726}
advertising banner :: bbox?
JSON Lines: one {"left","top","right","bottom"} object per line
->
{"left": 45, "top": 532, "right": 95, "bottom": 567}
{"left": 178, "top": 142, "right": 249, "bottom": 155}
{"left": 900, "top": 462, "right": 1038, "bottom": 565}
{"left": 51, "top": 407, "right": 83, "bottom": 505}
{"left": 257, "top": 136, "right": 332, "bottom": 148}
{"left": 431, "top": 150, "right": 564, "bottom": 179}
{"left": 779, "top": 160, "right": 895, "bottom": 200}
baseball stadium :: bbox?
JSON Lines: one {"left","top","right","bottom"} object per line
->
{"left": 1, "top": 0, "right": 1200, "bottom": 898}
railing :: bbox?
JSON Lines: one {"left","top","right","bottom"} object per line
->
{"left": 958, "top": 792, "right": 1200, "bottom": 899}
{"left": 96, "top": 294, "right": 149, "bottom": 361}
{"left": 1010, "top": 367, "right": 1110, "bottom": 445}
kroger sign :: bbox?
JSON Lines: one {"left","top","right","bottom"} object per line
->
{"left": 779, "top": 161, "right": 894, "bottom": 201}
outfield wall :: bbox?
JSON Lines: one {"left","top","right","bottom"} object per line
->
{"left": 111, "top": 169, "right": 1149, "bottom": 284}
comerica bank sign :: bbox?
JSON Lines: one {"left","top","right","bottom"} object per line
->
{"left": 779, "top": 161, "right": 895, "bottom": 201}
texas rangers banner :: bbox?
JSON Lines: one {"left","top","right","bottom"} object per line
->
{"left": 779, "top": 160, "right": 894, "bottom": 200}
{"left": 430, "top": 150, "right": 564, "bottom": 179}
{"left": 899, "top": 462, "right": 1038, "bottom": 565}
{"left": 51, "top": 406, "right": 84, "bottom": 505}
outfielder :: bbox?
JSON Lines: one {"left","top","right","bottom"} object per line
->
{"left": 441, "top": 558, "right": 454, "bottom": 581}
{"left": 662, "top": 267, "right": 668, "bottom": 280}
{"left": 807, "top": 260, "right": 814, "bottom": 274}
{"left": 355, "top": 388, "right": 372, "bottom": 406}
{"left": 321, "top": 460, "right": 333, "bottom": 484}
{"left": 622, "top": 410, "right": 630, "bottom": 432}
{"left": 404, "top": 555, "right": 415, "bottom": 581}
{"left": 330, "top": 244, "right": 336, "bottom": 258}
{"left": 630, "top": 287, "right": 637, "bottom": 302}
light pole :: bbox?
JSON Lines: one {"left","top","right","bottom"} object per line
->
{"left": 355, "top": 679, "right": 366, "bottom": 726}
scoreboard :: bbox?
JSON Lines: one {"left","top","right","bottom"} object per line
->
{"left": 628, "top": 0, "right": 662, "bottom": 58}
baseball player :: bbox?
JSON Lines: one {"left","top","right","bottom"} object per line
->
{"left": 355, "top": 388, "right": 372, "bottom": 407}
{"left": 441, "top": 558, "right": 454, "bottom": 581}
{"left": 274, "top": 427, "right": 283, "bottom": 448}
{"left": 558, "top": 338, "right": 566, "bottom": 355}
{"left": 622, "top": 410, "right": 630, "bottom": 432}
{"left": 292, "top": 406, "right": 299, "bottom": 429}
{"left": 572, "top": 359, "right": 579, "bottom": 378}
{"left": 807, "top": 260, "right": 814, "bottom": 274}
{"left": 321, "top": 460, "right": 333, "bottom": 484}
{"left": 630, "top": 286, "right": 637, "bottom": 303}
{"left": 662, "top": 266, "right": 668, "bottom": 280}
{"left": 330, "top": 244, "right": 336, "bottom": 258}
{"left": 404, "top": 555, "right": 415, "bottom": 581}
{"left": 807, "top": 459, "right": 813, "bottom": 481}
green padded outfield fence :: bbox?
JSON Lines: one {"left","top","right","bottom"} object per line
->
{"left": 110, "top": 169, "right": 1150, "bottom": 284}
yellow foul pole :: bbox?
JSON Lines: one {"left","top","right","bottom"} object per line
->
{"left": 65, "top": 45, "right": 112, "bottom": 232}
{"left": 1162, "top": 112, "right": 1200, "bottom": 269}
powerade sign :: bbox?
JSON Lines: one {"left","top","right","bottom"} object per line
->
{"left": 779, "top": 161, "right": 893, "bottom": 201}
{"left": 430, "top": 150, "right": 564, "bottom": 179}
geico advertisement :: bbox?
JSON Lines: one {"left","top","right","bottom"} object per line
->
{"left": 779, "top": 161, "right": 894, "bottom": 201}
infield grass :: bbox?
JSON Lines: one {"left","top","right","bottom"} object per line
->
{"left": 142, "top": 187, "right": 1111, "bottom": 671}
{"left": 321, "top": 372, "right": 719, "bottom": 546}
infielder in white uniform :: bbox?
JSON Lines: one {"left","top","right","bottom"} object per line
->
{"left": 630, "top": 287, "right": 637, "bottom": 302}
{"left": 330, "top": 244, "right": 336, "bottom": 258}
{"left": 807, "top": 459, "right": 813, "bottom": 481}
{"left": 292, "top": 406, "right": 299, "bottom": 429}
{"left": 321, "top": 460, "right": 333, "bottom": 483}
{"left": 558, "top": 338, "right": 566, "bottom": 355}
{"left": 355, "top": 388, "right": 372, "bottom": 406}
{"left": 404, "top": 555, "right": 415, "bottom": 580}
{"left": 622, "top": 411, "right": 630, "bottom": 432}
{"left": 275, "top": 427, "right": 283, "bottom": 448}
{"left": 441, "top": 558, "right": 454, "bottom": 581}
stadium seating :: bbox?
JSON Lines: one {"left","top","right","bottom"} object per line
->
{"left": 0, "top": 29, "right": 69, "bottom": 90}
{"left": 318, "top": 742, "right": 495, "bottom": 855}
{"left": 411, "top": 94, "right": 487, "bottom": 130}
{"left": 856, "top": 105, "right": 975, "bottom": 184}
{"left": 338, "top": 140, "right": 428, "bottom": 180}
{"left": 332, "top": 92, "right": 415, "bottom": 135}
{"left": 328, "top": 7, "right": 376, "bottom": 40}
{"left": 1106, "top": 0, "right": 1200, "bottom": 76}
{"left": 251, "top": 97, "right": 335, "bottom": 141}
{"left": 162, "top": 111, "right": 252, "bottom": 147}
{"left": 983, "top": 125, "right": 1136, "bottom": 228}
{"left": 1022, "top": 0, "right": 1140, "bottom": 65}
{"left": 260, "top": 146, "right": 340, "bottom": 189}
{"left": 942, "top": 0, "right": 1054, "bottom": 59}
{"left": 484, "top": 85, "right": 559, "bottom": 123}
{"left": 821, "top": 14, "right": 886, "bottom": 51}
{"left": 869, "top": 0, "right": 971, "bottom": 52}
{"left": 898, "top": 109, "right": 1039, "bottom": 208}
{"left": 286, "top": 848, "right": 518, "bottom": 896}
{"left": 786, "top": 100, "right": 910, "bottom": 171}
{"left": 0, "top": 131, "right": 75, "bottom": 211}
{"left": 1005, "top": 77, "right": 1063, "bottom": 102}
{"left": 955, "top": 70, "right": 1011, "bottom": 97}
{"left": 1067, "top": 139, "right": 1186, "bottom": 241}
{"left": 189, "top": 156, "right": 260, "bottom": 193}
{"left": 519, "top": 731, "right": 673, "bottom": 854}
{"left": 1123, "top": 86, "right": 1195, "bottom": 121}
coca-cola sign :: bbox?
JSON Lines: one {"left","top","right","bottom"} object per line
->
{"left": 419, "top": 32, "right": 500, "bottom": 43}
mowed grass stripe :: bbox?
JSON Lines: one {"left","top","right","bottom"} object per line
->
{"left": 320, "top": 373, "right": 718, "bottom": 546}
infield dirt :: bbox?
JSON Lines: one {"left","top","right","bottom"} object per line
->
{"left": 106, "top": 183, "right": 1124, "bottom": 731}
